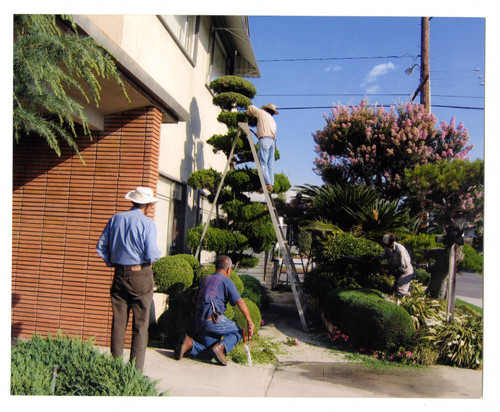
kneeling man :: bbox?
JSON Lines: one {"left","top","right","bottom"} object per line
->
{"left": 176, "top": 255, "right": 255, "bottom": 365}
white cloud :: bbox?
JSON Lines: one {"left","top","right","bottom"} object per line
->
{"left": 325, "top": 64, "right": 342, "bottom": 73}
{"left": 362, "top": 62, "right": 396, "bottom": 85}
{"left": 365, "top": 84, "right": 380, "bottom": 94}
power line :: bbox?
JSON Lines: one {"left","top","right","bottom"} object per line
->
{"left": 257, "top": 54, "right": 416, "bottom": 62}
{"left": 276, "top": 104, "right": 483, "bottom": 111}
{"left": 259, "top": 93, "right": 483, "bottom": 99}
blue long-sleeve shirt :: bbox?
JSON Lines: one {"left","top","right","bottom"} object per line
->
{"left": 96, "top": 207, "right": 162, "bottom": 267}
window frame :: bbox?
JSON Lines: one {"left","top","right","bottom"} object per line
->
{"left": 158, "top": 15, "right": 200, "bottom": 66}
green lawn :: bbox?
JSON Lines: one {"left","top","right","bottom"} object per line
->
{"left": 456, "top": 298, "right": 483, "bottom": 315}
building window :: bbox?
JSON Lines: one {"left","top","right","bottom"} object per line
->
{"left": 207, "top": 27, "right": 234, "bottom": 85}
{"left": 156, "top": 176, "right": 187, "bottom": 256}
{"left": 160, "top": 15, "right": 198, "bottom": 62}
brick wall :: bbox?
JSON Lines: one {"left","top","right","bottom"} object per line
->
{"left": 12, "top": 107, "right": 162, "bottom": 346}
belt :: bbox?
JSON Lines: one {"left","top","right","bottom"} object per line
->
{"left": 115, "top": 263, "right": 151, "bottom": 271}
{"left": 258, "top": 136, "right": 274, "bottom": 140}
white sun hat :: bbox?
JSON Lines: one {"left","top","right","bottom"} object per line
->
{"left": 125, "top": 187, "right": 159, "bottom": 204}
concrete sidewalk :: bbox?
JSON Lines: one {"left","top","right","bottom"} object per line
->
{"left": 141, "top": 346, "right": 482, "bottom": 398}
{"left": 137, "top": 289, "right": 482, "bottom": 398}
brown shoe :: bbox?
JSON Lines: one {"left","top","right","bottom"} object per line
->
{"left": 266, "top": 185, "right": 274, "bottom": 193}
{"left": 175, "top": 335, "right": 193, "bottom": 360}
{"left": 211, "top": 342, "right": 227, "bottom": 366}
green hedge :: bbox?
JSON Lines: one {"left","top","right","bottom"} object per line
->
{"left": 322, "top": 288, "right": 415, "bottom": 351}
{"left": 458, "top": 243, "right": 483, "bottom": 274}
{"left": 152, "top": 255, "right": 194, "bottom": 294}
{"left": 194, "top": 264, "right": 216, "bottom": 285}
{"left": 176, "top": 254, "right": 200, "bottom": 270}
{"left": 226, "top": 297, "right": 261, "bottom": 334}
{"left": 304, "top": 233, "right": 389, "bottom": 297}
{"left": 11, "top": 333, "right": 163, "bottom": 396}
{"left": 230, "top": 272, "right": 244, "bottom": 295}
{"left": 240, "top": 274, "right": 270, "bottom": 309}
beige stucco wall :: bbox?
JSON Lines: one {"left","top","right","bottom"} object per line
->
{"left": 84, "top": 15, "right": 230, "bottom": 255}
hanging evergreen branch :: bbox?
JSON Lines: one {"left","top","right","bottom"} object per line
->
{"left": 13, "top": 14, "right": 129, "bottom": 162}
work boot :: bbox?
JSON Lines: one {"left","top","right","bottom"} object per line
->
{"left": 211, "top": 342, "right": 227, "bottom": 366}
{"left": 175, "top": 335, "right": 193, "bottom": 360}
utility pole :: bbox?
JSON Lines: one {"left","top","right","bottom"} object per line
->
{"left": 420, "top": 17, "right": 431, "bottom": 112}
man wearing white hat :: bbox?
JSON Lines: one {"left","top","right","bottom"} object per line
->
{"left": 96, "top": 187, "right": 162, "bottom": 369}
{"left": 247, "top": 103, "right": 279, "bottom": 192}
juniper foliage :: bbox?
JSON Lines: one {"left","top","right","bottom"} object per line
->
{"left": 13, "top": 14, "right": 129, "bottom": 161}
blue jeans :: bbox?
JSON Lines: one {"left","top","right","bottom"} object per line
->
{"left": 190, "top": 315, "right": 243, "bottom": 357}
{"left": 258, "top": 137, "right": 275, "bottom": 186}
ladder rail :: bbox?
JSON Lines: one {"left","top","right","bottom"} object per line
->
{"left": 238, "top": 122, "right": 308, "bottom": 331}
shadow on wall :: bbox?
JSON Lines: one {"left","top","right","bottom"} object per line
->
{"left": 180, "top": 97, "right": 203, "bottom": 182}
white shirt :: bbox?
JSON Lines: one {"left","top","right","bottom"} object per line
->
{"left": 247, "top": 105, "right": 277, "bottom": 139}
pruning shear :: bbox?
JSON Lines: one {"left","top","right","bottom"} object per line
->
{"left": 242, "top": 328, "right": 253, "bottom": 366}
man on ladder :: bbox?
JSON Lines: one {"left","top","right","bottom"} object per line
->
{"left": 246, "top": 103, "right": 279, "bottom": 193}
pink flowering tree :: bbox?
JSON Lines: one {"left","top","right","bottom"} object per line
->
{"left": 312, "top": 100, "right": 472, "bottom": 200}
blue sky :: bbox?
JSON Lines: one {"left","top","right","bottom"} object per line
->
{"left": 246, "top": 16, "right": 485, "bottom": 187}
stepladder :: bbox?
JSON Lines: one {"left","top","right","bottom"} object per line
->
{"left": 238, "top": 122, "right": 308, "bottom": 331}
{"left": 194, "top": 122, "right": 308, "bottom": 331}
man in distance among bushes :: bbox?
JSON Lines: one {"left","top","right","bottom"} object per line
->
{"left": 378, "top": 233, "right": 415, "bottom": 297}
{"left": 96, "top": 187, "right": 162, "bottom": 370}
{"left": 175, "top": 255, "right": 255, "bottom": 366}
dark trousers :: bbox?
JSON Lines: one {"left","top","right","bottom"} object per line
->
{"left": 110, "top": 265, "right": 154, "bottom": 370}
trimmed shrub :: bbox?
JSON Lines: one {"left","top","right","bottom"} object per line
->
{"left": 194, "top": 264, "right": 216, "bottom": 285}
{"left": 187, "top": 225, "right": 248, "bottom": 254}
{"left": 227, "top": 297, "right": 261, "bottom": 334}
{"left": 176, "top": 254, "right": 200, "bottom": 270}
{"left": 212, "top": 92, "right": 252, "bottom": 111}
{"left": 322, "top": 288, "right": 415, "bottom": 351}
{"left": 237, "top": 255, "right": 259, "bottom": 269}
{"left": 240, "top": 274, "right": 270, "bottom": 309}
{"left": 217, "top": 112, "right": 257, "bottom": 128}
{"left": 414, "top": 268, "right": 431, "bottom": 286}
{"left": 458, "top": 243, "right": 483, "bottom": 274}
{"left": 210, "top": 75, "right": 257, "bottom": 98}
{"left": 230, "top": 272, "right": 244, "bottom": 295}
{"left": 305, "top": 233, "right": 389, "bottom": 297}
{"left": 402, "top": 233, "right": 444, "bottom": 265}
{"left": 153, "top": 255, "right": 194, "bottom": 294}
{"left": 11, "top": 333, "right": 163, "bottom": 396}
{"left": 156, "top": 288, "right": 197, "bottom": 349}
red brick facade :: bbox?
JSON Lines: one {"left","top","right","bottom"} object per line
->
{"left": 12, "top": 107, "right": 162, "bottom": 346}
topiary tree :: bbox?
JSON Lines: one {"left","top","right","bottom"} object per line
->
{"left": 152, "top": 255, "right": 194, "bottom": 295}
{"left": 188, "top": 75, "right": 291, "bottom": 267}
